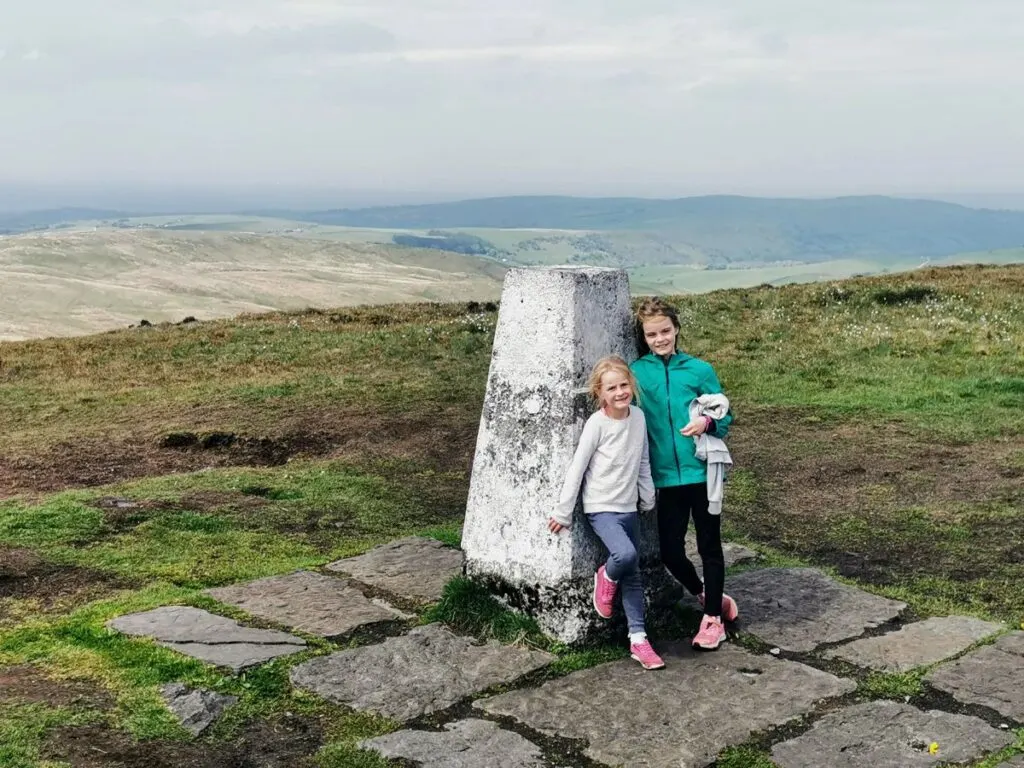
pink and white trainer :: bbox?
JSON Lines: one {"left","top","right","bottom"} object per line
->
{"left": 630, "top": 639, "right": 666, "bottom": 670}
{"left": 692, "top": 615, "right": 728, "bottom": 650}
{"left": 593, "top": 565, "right": 617, "bottom": 619}
{"left": 698, "top": 592, "right": 740, "bottom": 622}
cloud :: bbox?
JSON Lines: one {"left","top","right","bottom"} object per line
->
{"left": 1, "top": 0, "right": 1022, "bottom": 195}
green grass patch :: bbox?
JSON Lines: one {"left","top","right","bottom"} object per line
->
{"left": 716, "top": 744, "right": 779, "bottom": 768}
{"left": 856, "top": 669, "right": 925, "bottom": 699}
{"left": 419, "top": 522, "right": 463, "bottom": 549}
{"left": 423, "top": 577, "right": 545, "bottom": 646}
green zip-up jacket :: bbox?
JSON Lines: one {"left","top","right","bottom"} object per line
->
{"left": 630, "top": 351, "right": 733, "bottom": 488}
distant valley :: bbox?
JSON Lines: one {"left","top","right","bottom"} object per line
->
{"left": 1, "top": 194, "right": 1023, "bottom": 341}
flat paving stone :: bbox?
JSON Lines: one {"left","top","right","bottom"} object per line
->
{"left": 289, "top": 623, "right": 554, "bottom": 721}
{"left": 998, "top": 756, "right": 1024, "bottom": 767}
{"left": 107, "top": 606, "right": 306, "bottom": 672}
{"left": 824, "top": 615, "right": 1004, "bottom": 672}
{"left": 205, "top": 570, "right": 405, "bottom": 638}
{"left": 771, "top": 700, "right": 1014, "bottom": 768}
{"left": 925, "top": 631, "right": 1024, "bottom": 721}
{"left": 725, "top": 568, "right": 906, "bottom": 652}
{"left": 325, "top": 536, "right": 464, "bottom": 603}
{"left": 160, "top": 683, "right": 237, "bottom": 736}
{"left": 359, "top": 719, "right": 545, "bottom": 767}
{"left": 476, "top": 641, "right": 854, "bottom": 768}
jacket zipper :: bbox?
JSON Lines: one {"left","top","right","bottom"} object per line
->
{"left": 663, "top": 357, "right": 682, "bottom": 484}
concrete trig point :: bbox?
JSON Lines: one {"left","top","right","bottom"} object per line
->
{"left": 462, "top": 266, "right": 663, "bottom": 644}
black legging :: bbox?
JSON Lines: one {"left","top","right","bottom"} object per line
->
{"left": 656, "top": 483, "right": 725, "bottom": 618}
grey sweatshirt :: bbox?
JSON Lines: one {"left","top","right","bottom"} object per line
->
{"left": 552, "top": 405, "right": 656, "bottom": 527}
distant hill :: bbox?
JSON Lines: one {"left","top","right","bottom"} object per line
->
{"left": 269, "top": 195, "right": 1024, "bottom": 264}
{"left": 0, "top": 208, "right": 130, "bottom": 234}
{"left": 0, "top": 229, "right": 505, "bottom": 341}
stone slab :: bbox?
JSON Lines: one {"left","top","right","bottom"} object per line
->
{"left": 771, "top": 700, "right": 1014, "bottom": 768}
{"left": 108, "top": 606, "right": 306, "bottom": 672}
{"left": 725, "top": 568, "right": 906, "bottom": 652}
{"left": 476, "top": 641, "right": 855, "bottom": 768}
{"left": 160, "top": 683, "right": 237, "bottom": 736}
{"left": 205, "top": 570, "right": 404, "bottom": 638}
{"left": 925, "top": 631, "right": 1024, "bottom": 721}
{"left": 998, "top": 756, "right": 1024, "bottom": 767}
{"left": 359, "top": 719, "right": 545, "bottom": 767}
{"left": 289, "top": 623, "right": 554, "bottom": 721}
{"left": 824, "top": 616, "right": 1003, "bottom": 672}
{"left": 325, "top": 537, "right": 464, "bottom": 604}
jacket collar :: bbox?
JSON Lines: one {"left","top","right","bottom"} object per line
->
{"left": 639, "top": 351, "right": 693, "bottom": 366}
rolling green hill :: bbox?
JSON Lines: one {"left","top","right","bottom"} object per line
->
{"left": 275, "top": 195, "right": 1024, "bottom": 264}
{"left": 0, "top": 229, "right": 505, "bottom": 341}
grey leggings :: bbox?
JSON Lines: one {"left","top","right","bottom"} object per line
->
{"left": 587, "top": 511, "right": 646, "bottom": 635}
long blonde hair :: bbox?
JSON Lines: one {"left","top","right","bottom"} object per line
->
{"left": 586, "top": 355, "right": 640, "bottom": 408}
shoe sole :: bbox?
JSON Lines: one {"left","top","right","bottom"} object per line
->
{"left": 593, "top": 572, "right": 612, "bottom": 619}
{"left": 692, "top": 635, "right": 726, "bottom": 651}
{"left": 631, "top": 654, "right": 665, "bottom": 670}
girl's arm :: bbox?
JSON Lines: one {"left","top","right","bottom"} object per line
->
{"left": 550, "top": 418, "right": 600, "bottom": 529}
{"left": 700, "top": 366, "right": 733, "bottom": 439}
{"left": 637, "top": 433, "right": 656, "bottom": 511}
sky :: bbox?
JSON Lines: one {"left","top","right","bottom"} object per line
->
{"left": 1, "top": 0, "right": 1022, "bottom": 206}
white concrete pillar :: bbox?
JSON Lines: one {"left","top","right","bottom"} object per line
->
{"left": 462, "top": 266, "right": 663, "bottom": 644}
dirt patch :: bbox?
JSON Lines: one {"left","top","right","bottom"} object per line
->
{"left": 0, "top": 550, "right": 130, "bottom": 623}
{"left": 728, "top": 406, "right": 1024, "bottom": 587}
{"left": 0, "top": 407, "right": 478, "bottom": 499}
{"left": 0, "top": 665, "right": 114, "bottom": 710}
{"left": 0, "top": 545, "right": 45, "bottom": 578}
{"left": 43, "top": 712, "right": 324, "bottom": 768}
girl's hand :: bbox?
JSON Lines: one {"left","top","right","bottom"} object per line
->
{"left": 680, "top": 417, "right": 708, "bottom": 437}
{"left": 548, "top": 517, "right": 565, "bottom": 534}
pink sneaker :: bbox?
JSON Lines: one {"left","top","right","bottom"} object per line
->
{"left": 593, "top": 565, "right": 616, "bottom": 619}
{"left": 698, "top": 592, "right": 739, "bottom": 622}
{"left": 630, "top": 639, "right": 665, "bottom": 670}
{"left": 692, "top": 615, "right": 727, "bottom": 650}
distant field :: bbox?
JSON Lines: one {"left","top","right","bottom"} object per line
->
{"left": 2, "top": 216, "right": 1021, "bottom": 341}
{"left": 0, "top": 229, "right": 505, "bottom": 341}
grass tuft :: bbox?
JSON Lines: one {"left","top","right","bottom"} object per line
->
{"left": 422, "top": 577, "right": 545, "bottom": 646}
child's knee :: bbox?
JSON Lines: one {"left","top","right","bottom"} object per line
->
{"left": 612, "top": 546, "right": 639, "bottom": 572}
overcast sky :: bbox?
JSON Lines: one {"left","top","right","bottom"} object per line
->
{"left": 1, "top": 0, "right": 1022, "bottom": 203}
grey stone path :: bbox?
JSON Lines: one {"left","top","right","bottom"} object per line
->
{"left": 326, "top": 536, "right": 464, "bottom": 604}
{"left": 823, "top": 615, "right": 1003, "bottom": 672}
{"left": 477, "top": 641, "right": 854, "bottom": 768}
{"left": 925, "top": 631, "right": 1024, "bottom": 721}
{"left": 360, "top": 719, "right": 546, "bottom": 768}
{"left": 726, "top": 567, "right": 906, "bottom": 651}
{"left": 107, "top": 606, "right": 306, "bottom": 671}
{"left": 205, "top": 570, "right": 406, "bottom": 638}
{"left": 770, "top": 700, "right": 1014, "bottom": 768}
{"left": 290, "top": 624, "right": 554, "bottom": 721}
{"left": 999, "top": 756, "right": 1024, "bottom": 767}
{"left": 103, "top": 538, "right": 1023, "bottom": 768}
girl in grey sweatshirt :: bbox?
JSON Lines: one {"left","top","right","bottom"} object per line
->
{"left": 547, "top": 355, "right": 664, "bottom": 670}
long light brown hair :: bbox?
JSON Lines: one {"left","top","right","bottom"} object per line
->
{"left": 635, "top": 297, "right": 680, "bottom": 355}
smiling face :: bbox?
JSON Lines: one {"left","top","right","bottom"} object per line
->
{"left": 641, "top": 314, "right": 678, "bottom": 357}
{"left": 599, "top": 369, "right": 633, "bottom": 412}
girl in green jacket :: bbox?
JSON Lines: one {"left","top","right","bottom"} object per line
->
{"left": 630, "top": 297, "right": 739, "bottom": 651}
